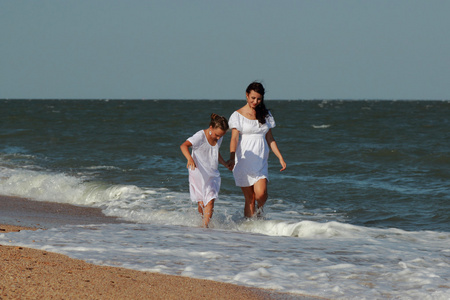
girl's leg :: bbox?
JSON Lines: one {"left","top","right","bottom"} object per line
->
{"left": 201, "top": 199, "right": 215, "bottom": 228}
{"left": 197, "top": 202, "right": 204, "bottom": 215}
{"left": 241, "top": 186, "right": 255, "bottom": 218}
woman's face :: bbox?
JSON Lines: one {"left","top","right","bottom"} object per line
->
{"left": 246, "top": 90, "right": 263, "bottom": 109}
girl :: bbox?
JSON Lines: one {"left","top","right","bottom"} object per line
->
{"left": 180, "top": 113, "right": 229, "bottom": 227}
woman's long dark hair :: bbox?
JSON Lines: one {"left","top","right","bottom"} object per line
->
{"left": 246, "top": 82, "right": 269, "bottom": 124}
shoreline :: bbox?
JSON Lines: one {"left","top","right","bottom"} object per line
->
{"left": 0, "top": 195, "right": 126, "bottom": 229}
{"left": 0, "top": 196, "right": 320, "bottom": 299}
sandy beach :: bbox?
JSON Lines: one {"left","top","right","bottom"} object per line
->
{"left": 0, "top": 196, "right": 319, "bottom": 299}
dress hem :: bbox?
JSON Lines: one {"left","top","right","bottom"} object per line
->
{"left": 234, "top": 176, "right": 268, "bottom": 187}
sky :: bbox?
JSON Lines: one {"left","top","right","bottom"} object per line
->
{"left": 1, "top": 1, "right": 450, "bottom": 100}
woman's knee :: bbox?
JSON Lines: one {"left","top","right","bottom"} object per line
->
{"left": 254, "top": 186, "right": 267, "bottom": 201}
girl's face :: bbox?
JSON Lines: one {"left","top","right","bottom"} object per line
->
{"left": 246, "top": 90, "right": 263, "bottom": 109}
{"left": 209, "top": 127, "right": 226, "bottom": 142}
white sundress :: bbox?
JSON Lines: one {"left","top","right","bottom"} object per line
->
{"left": 187, "top": 130, "right": 222, "bottom": 205}
{"left": 228, "top": 111, "right": 276, "bottom": 187}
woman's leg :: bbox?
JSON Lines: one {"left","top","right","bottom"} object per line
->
{"left": 241, "top": 179, "right": 268, "bottom": 218}
{"left": 241, "top": 186, "right": 255, "bottom": 217}
{"left": 253, "top": 179, "right": 268, "bottom": 215}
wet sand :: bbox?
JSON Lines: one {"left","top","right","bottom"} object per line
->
{"left": 0, "top": 196, "right": 321, "bottom": 299}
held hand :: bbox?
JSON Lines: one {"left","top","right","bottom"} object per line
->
{"left": 186, "top": 159, "right": 196, "bottom": 170}
{"left": 226, "top": 159, "right": 235, "bottom": 171}
{"left": 279, "top": 158, "right": 286, "bottom": 172}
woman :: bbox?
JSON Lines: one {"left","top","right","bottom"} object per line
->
{"left": 228, "top": 82, "right": 286, "bottom": 218}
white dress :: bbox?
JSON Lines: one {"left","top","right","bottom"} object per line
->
{"left": 187, "top": 130, "right": 222, "bottom": 205}
{"left": 228, "top": 111, "right": 276, "bottom": 187}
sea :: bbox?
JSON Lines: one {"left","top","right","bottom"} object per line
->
{"left": 0, "top": 99, "right": 449, "bottom": 299}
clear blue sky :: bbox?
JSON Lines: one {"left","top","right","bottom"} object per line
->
{"left": 1, "top": 1, "right": 449, "bottom": 100}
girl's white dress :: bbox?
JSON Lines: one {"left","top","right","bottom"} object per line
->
{"left": 187, "top": 130, "right": 222, "bottom": 205}
{"left": 228, "top": 111, "right": 276, "bottom": 187}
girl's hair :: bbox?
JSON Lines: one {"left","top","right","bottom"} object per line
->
{"left": 210, "top": 113, "right": 229, "bottom": 131}
{"left": 246, "top": 81, "right": 269, "bottom": 124}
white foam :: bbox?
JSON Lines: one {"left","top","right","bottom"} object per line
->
{"left": 0, "top": 167, "right": 143, "bottom": 207}
{"left": 2, "top": 223, "right": 449, "bottom": 299}
{"left": 312, "top": 124, "right": 331, "bottom": 129}
{"left": 2, "top": 166, "right": 450, "bottom": 298}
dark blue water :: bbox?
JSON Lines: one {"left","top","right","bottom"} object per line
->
{"left": 1, "top": 99, "right": 449, "bottom": 232}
